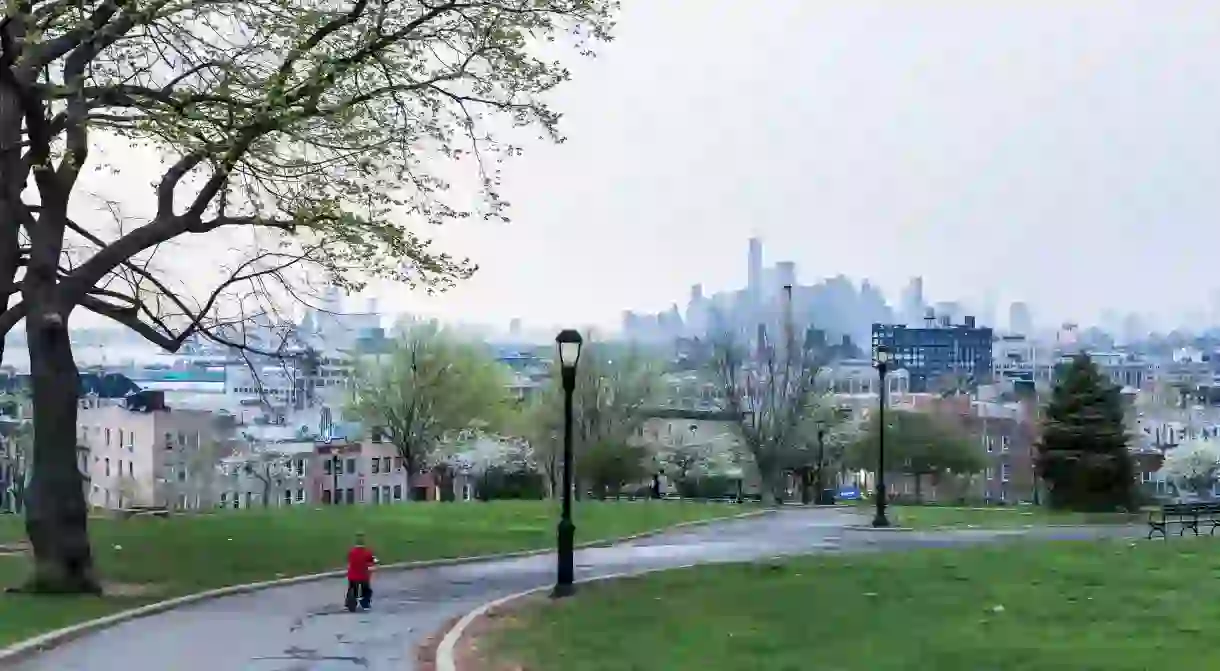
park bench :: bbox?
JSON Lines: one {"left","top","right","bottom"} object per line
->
{"left": 1147, "top": 502, "right": 1220, "bottom": 539}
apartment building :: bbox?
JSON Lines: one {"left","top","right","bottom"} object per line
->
{"left": 79, "top": 392, "right": 223, "bottom": 510}
{"left": 311, "top": 439, "right": 475, "bottom": 504}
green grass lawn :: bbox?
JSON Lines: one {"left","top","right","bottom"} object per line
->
{"left": 0, "top": 515, "right": 24, "bottom": 544}
{"left": 0, "top": 500, "right": 749, "bottom": 647}
{"left": 857, "top": 504, "right": 1143, "bottom": 529}
{"left": 487, "top": 537, "right": 1218, "bottom": 671}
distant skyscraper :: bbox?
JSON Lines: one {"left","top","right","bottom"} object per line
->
{"left": 979, "top": 291, "right": 997, "bottom": 329}
{"left": 1009, "top": 302, "right": 1033, "bottom": 336}
{"left": 747, "top": 237, "right": 763, "bottom": 305}
{"left": 900, "top": 277, "right": 925, "bottom": 326}
{"left": 1121, "top": 313, "right": 1145, "bottom": 344}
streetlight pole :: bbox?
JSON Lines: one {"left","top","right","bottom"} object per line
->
{"left": 553, "top": 329, "right": 583, "bottom": 599}
{"left": 815, "top": 419, "right": 827, "bottom": 505}
{"left": 873, "top": 345, "right": 891, "bottom": 528}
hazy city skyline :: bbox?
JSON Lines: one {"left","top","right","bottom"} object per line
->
{"left": 58, "top": 1, "right": 1220, "bottom": 335}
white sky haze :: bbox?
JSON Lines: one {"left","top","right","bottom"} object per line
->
{"left": 78, "top": 1, "right": 1220, "bottom": 334}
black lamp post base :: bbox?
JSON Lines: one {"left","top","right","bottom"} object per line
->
{"left": 871, "top": 514, "right": 891, "bottom": 528}
{"left": 555, "top": 517, "right": 576, "bottom": 599}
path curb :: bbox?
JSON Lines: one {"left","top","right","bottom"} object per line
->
{"left": 434, "top": 564, "right": 701, "bottom": 671}
{"left": 0, "top": 508, "right": 773, "bottom": 666}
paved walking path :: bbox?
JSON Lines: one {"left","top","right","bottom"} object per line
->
{"left": 10, "top": 509, "right": 1141, "bottom": 671}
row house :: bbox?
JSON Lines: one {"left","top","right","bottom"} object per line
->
{"left": 216, "top": 438, "right": 478, "bottom": 509}
{"left": 312, "top": 439, "right": 475, "bottom": 504}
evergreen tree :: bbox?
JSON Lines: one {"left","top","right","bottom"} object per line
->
{"left": 1038, "top": 353, "right": 1136, "bottom": 511}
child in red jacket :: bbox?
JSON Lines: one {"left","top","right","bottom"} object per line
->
{"left": 346, "top": 533, "right": 377, "bottom": 610}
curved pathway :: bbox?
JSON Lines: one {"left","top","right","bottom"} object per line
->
{"left": 10, "top": 509, "right": 1140, "bottom": 671}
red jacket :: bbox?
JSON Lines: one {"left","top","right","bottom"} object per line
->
{"left": 347, "top": 546, "right": 376, "bottom": 581}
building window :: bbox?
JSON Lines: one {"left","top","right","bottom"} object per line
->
{"left": 283, "top": 489, "right": 292, "bottom": 505}
{"left": 118, "top": 429, "right": 124, "bottom": 447}
{"left": 346, "top": 458, "right": 356, "bottom": 474}
{"left": 178, "top": 432, "right": 187, "bottom": 448}
{"left": 985, "top": 467, "right": 995, "bottom": 480}
{"left": 1001, "top": 463, "right": 1010, "bottom": 482}
{"left": 220, "top": 492, "right": 228, "bottom": 506}
{"left": 395, "top": 457, "right": 403, "bottom": 471}
{"left": 1000, "top": 435, "right": 1010, "bottom": 452}
{"left": 324, "top": 459, "right": 332, "bottom": 475}
{"left": 372, "top": 458, "right": 380, "bottom": 474}
{"left": 296, "top": 459, "right": 305, "bottom": 476}
{"left": 105, "top": 428, "right": 111, "bottom": 446}
{"left": 393, "top": 485, "right": 402, "bottom": 500}
{"left": 117, "top": 459, "right": 123, "bottom": 477}
{"left": 382, "top": 485, "right": 391, "bottom": 503}
{"left": 296, "top": 488, "right": 304, "bottom": 502}
{"left": 105, "top": 458, "right": 111, "bottom": 477}
{"left": 372, "top": 487, "right": 381, "bottom": 504}
{"left": 178, "top": 467, "right": 186, "bottom": 482}
{"left": 165, "top": 432, "right": 174, "bottom": 450}
{"left": 322, "top": 489, "right": 332, "bottom": 504}
{"left": 345, "top": 488, "right": 355, "bottom": 504}
{"left": 128, "top": 461, "right": 133, "bottom": 476}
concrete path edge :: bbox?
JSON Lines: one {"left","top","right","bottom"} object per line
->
{"left": 435, "top": 563, "right": 702, "bottom": 671}
{"left": 0, "top": 508, "right": 773, "bottom": 665}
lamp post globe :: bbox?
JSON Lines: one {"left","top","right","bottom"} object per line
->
{"left": 553, "top": 328, "right": 583, "bottom": 598}
{"left": 872, "top": 345, "right": 892, "bottom": 528}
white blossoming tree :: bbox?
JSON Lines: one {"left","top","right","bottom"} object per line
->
{"left": 1159, "top": 439, "right": 1220, "bottom": 498}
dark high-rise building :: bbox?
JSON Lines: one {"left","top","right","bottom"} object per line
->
{"left": 871, "top": 317, "right": 993, "bottom": 393}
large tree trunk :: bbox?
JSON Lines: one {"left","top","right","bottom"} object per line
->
{"left": 799, "top": 468, "right": 812, "bottom": 505}
{"left": 756, "top": 456, "right": 784, "bottom": 508}
{"left": 22, "top": 308, "right": 100, "bottom": 594}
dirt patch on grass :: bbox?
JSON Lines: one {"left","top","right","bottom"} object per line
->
{"left": 416, "top": 593, "right": 549, "bottom": 671}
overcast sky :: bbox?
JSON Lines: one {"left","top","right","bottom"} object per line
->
{"left": 72, "top": 1, "right": 1220, "bottom": 335}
